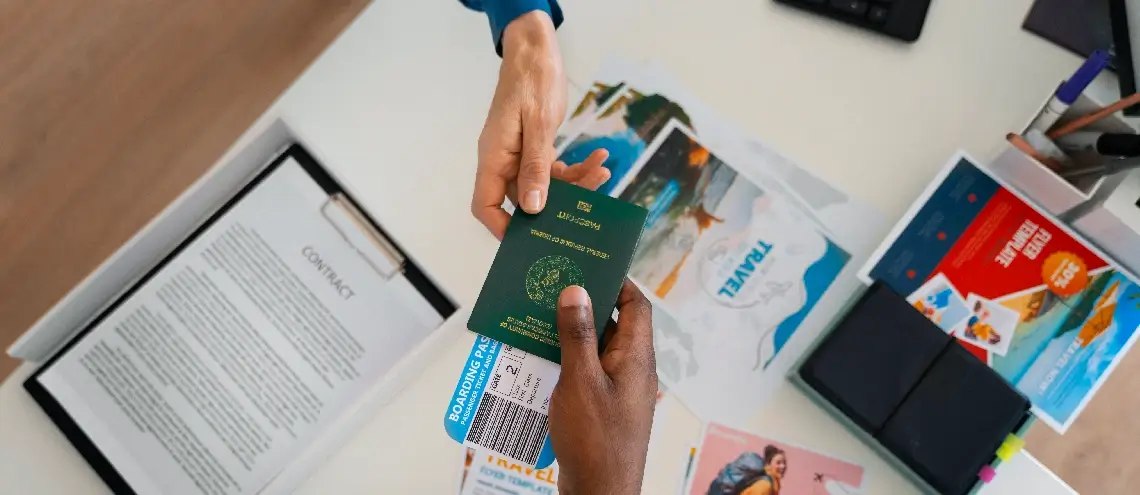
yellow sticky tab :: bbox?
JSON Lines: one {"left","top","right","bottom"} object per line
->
{"left": 1005, "top": 434, "right": 1026, "bottom": 450}
{"left": 996, "top": 444, "right": 1016, "bottom": 461}
{"left": 996, "top": 434, "right": 1026, "bottom": 461}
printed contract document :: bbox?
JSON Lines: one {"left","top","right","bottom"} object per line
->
{"left": 27, "top": 148, "right": 450, "bottom": 494}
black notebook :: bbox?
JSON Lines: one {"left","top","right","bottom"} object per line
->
{"left": 799, "top": 283, "right": 1030, "bottom": 495}
{"left": 799, "top": 283, "right": 951, "bottom": 432}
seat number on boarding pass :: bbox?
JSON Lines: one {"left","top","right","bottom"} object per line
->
{"left": 486, "top": 345, "right": 559, "bottom": 413}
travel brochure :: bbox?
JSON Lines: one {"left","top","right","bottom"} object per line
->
{"left": 621, "top": 121, "right": 849, "bottom": 373}
{"left": 456, "top": 448, "right": 559, "bottom": 495}
{"left": 861, "top": 154, "right": 1140, "bottom": 433}
{"left": 685, "top": 423, "right": 866, "bottom": 495}
{"left": 554, "top": 61, "right": 883, "bottom": 427}
{"left": 456, "top": 422, "right": 869, "bottom": 495}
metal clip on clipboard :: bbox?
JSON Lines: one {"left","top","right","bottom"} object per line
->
{"left": 320, "top": 193, "right": 405, "bottom": 280}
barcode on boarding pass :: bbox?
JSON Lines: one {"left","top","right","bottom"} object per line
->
{"left": 465, "top": 394, "right": 549, "bottom": 465}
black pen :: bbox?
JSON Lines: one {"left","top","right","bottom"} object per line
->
{"left": 1060, "top": 156, "right": 1140, "bottom": 181}
{"left": 1057, "top": 132, "right": 1140, "bottom": 157}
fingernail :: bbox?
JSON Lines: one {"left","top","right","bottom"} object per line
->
{"left": 560, "top": 285, "right": 590, "bottom": 308}
{"left": 522, "top": 189, "right": 542, "bottom": 213}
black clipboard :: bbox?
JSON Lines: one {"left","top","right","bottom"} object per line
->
{"left": 23, "top": 144, "right": 457, "bottom": 495}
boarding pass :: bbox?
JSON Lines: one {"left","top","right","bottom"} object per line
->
{"left": 444, "top": 335, "right": 559, "bottom": 468}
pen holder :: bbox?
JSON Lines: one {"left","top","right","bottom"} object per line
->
{"left": 987, "top": 88, "right": 1140, "bottom": 275}
{"left": 1070, "top": 168, "right": 1140, "bottom": 275}
{"left": 987, "top": 91, "right": 1136, "bottom": 216}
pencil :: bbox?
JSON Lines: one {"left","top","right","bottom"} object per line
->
{"left": 1048, "top": 92, "right": 1140, "bottom": 139}
{"left": 1006, "top": 133, "right": 1062, "bottom": 171}
{"left": 685, "top": 447, "right": 696, "bottom": 479}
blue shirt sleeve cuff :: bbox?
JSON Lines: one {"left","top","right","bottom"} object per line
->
{"left": 484, "top": 0, "right": 563, "bottom": 57}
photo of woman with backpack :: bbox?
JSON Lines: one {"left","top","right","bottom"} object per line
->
{"left": 688, "top": 423, "right": 865, "bottom": 495}
{"left": 705, "top": 444, "right": 785, "bottom": 495}
{"left": 739, "top": 445, "right": 786, "bottom": 495}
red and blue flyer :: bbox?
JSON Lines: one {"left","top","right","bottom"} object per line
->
{"left": 861, "top": 153, "right": 1140, "bottom": 433}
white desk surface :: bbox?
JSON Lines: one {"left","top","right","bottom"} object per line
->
{"left": 0, "top": 0, "right": 1089, "bottom": 493}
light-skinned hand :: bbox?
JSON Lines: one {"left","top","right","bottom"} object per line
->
{"left": 472, "top": 11, "right": 611, "bottom": 239}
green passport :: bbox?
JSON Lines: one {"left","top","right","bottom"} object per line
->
{"left": 469, "top": 179, "right": 649, "bottom": 364}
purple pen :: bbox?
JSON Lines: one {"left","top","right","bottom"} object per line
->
{"left": 1028, "top": 50, "right": 1113, "bottom": 133}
